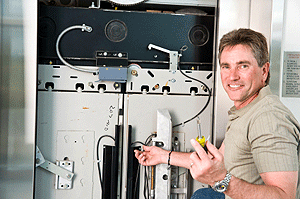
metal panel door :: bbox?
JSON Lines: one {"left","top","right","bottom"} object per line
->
{"left": 35, "top": 91, "right": 122, "bottom": 198}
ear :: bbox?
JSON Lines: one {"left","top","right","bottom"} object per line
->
{"left": 262, "top": 62, "right": 270, "bottom": 82}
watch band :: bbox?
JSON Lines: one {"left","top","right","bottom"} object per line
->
{"left": 167, "top": 150, "right": 173, "bottom": 170}
{"left": 212, "top": 172, "right": 232, "bottom": 193}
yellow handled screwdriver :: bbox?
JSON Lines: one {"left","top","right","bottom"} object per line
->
{"left": 196, "top": 120, "right": 208, "bottom": 152}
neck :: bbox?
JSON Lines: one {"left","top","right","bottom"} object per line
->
{"left": 235, "top": 89, "right": 262, "bottom": 110}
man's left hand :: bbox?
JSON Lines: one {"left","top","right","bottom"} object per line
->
{"left": 189, "top": 139, "right": 227, "bottom": 186}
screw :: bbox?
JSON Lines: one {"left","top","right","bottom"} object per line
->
{"left": 162, "top": 174, "right": 168, "bottom": 180}
{"left": 131, "top": 70, "right": 138, "bottom": 76}
{"left": 66, "top": 174, "right": 72, "bottom": 179}
{"left": 113, "top": 82, "right": 120, "bottom": 89}
{"left": 201, "top": 85, "right": 208, "bottom": 92}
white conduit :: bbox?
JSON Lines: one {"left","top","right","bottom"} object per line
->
{"left": 56, "top": 24, "right": 99, "bottom": 73}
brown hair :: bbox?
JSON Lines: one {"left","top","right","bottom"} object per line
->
{"left": 218, "top": 28, "right": 270, "bottom": 85}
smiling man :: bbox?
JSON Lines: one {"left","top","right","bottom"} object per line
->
{"left": 135, "top": 29, "right": 300, "bottom": 199}
{"left": 219, "top": 44, "right": 269, "bottom": 109}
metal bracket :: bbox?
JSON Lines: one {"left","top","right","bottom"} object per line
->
{"left": 148, "top": 44, "right": 181, "bottom": 73}
{"left": 36, "top": 146, "right": 45, "bottom": 167}
{"left": 36, "top": 146, "right": 75, "bottom": 181}
{"left": 55, "top": 160, "right": 74, "bottom": 189}
{"left": 152, "top": 109, "right": 173, "bottom": 198}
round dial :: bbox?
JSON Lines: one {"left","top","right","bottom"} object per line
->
{"left": 108, "top": 0, "right": 147, "bottom": 6}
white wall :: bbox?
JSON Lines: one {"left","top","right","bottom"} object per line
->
{"left": 280, "top": 0, "right": 300, "bottom": 121}
{"left": 214, "top": 0, "right": 272, "bottom": 146}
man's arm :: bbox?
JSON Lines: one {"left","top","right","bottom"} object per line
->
{"left": 134, "top": 145, "right": 192, "bottom": 169}
{"left": 134, "top": 142, "right": 225, "bottom": 168}
{"left": 225, "top": 171, "right": 297, "bottom": 199}
{"left": 189, "top": 139, "right": 298, "bottom": 199}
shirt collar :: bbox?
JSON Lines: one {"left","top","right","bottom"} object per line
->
{"left": 228, "top": 85, "right": 272, "bottom": 121}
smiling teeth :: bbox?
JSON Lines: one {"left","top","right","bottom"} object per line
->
{"left": 229, "top": 85, "right": 241, "bottom": 88}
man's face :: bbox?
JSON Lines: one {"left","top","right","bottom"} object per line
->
{"left": 220, "top": 44, "right": 269, "bottom": 109}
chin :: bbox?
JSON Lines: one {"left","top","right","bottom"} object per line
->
{"left": 227, "top": 93, "right": 244, "bottom": 102}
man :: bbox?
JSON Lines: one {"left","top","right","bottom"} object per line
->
{"left": 135, "top": 28, "right": 300, "bottom": 199}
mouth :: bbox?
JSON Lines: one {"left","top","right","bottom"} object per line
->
{"left": 229, "top": 84, "right": 241, "bottom": 88}
{"left": 228, "top": 84, "right": 243, "bottom": 90}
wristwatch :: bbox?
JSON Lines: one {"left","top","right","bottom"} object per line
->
{"left": 212, "top": 172, "right": 232, "bottom": 193}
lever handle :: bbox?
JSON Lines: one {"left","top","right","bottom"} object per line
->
{"left": 148, "top": 44, "right": 171, "bottom": 54}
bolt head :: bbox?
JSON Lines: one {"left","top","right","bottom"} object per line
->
{"left": 66, "top": 174, "right": 72, "bottom": 179}
{"left": 131, "top": 70, "right": 138, "bottom": 76}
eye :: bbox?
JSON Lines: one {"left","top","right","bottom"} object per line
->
{"left": 240, "top": 65, "right": 248, "bottom": 69}
{"left": 221, "top": 65, "right": 229, "bottom": 70}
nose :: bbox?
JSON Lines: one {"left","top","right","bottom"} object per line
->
{"left": 229, "top": 68, "right": 240, "bottom": 81}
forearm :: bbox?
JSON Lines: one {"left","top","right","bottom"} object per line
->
{"left": 225, "top": 175, "right": 293, "bottom": 199}
{"left": 169, "top": 151, "right": 192, "bottom": 169}
{"left": 135, "top": 146, "right": 192, "bottom": 168}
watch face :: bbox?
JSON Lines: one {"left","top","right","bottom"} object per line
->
{"left": 215, "top": 182, "right": 227, "bottom": 192}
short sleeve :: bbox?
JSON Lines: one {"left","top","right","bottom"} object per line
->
{"left": 249, "top": 111, "right": 299, "bottom": 173}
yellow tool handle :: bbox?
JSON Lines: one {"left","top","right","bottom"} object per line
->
{"left": 196, "top": 136, "right": 206, "bottom": 147}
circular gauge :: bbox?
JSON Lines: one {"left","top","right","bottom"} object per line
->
{"left": 105, "top": 19, "right": 127, "bottom": 42}
{"left": 188, "top": 25, "right": 209, "bottom": 46}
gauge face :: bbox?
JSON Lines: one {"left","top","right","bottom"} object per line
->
{"left": 105, "top": 20, "right": 127, "bottom": 42}
{"left": 188, "top": 25, "right": 210, "bottom": 46}
{"left": 108, "top": 0, "right": 147, "bottom": 6}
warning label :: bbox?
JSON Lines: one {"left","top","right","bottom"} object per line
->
{"left": 282, "top": 52, "right": 300, "bottom": 97}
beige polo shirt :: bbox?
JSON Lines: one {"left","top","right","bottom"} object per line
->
{"left": 223, "top": 86, "right": 300, "bottom": 198}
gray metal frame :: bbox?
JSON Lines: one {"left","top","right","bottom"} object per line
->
{"left": 269, "top": 0, "right": 285, "bottom": 96}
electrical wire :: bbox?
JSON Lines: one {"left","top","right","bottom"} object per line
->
{"left": 55, "top": 24, "right": 99, "bottom": 74}
{"left": 131, "top": 134, "right": 155, "bottom": 199}
{"left": 145, "top": 133, "right": 156, "bottom": 146}
{"left": 133, "top": 164, "right": 141, "bottom": 199}
{"left": 144, "top": 166, "right": 150, "bottom": 199}
{"left": 172, "top": 65, "right": 212, "bottom": 128}
{"left": 96, "top": 135, "right": 115, "bottom": 191}
{"left": 131, "top": 141, "right": 146, "bottom": 147}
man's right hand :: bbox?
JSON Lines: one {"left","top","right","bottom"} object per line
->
{"left": 134, "top": 145, "right": 169, "bottom": 166}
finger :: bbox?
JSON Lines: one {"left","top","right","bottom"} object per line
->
{"left": 134, "top": 150, "right": 144, "bottom": 160}
{"left": 138, "top": 153, "right": 148, "bottom": 165}
{"left": 135, "top": 152, "right": 143, "bottom": 162}
{"left": 207, "top": 151, "right": 214, "bottom": 159}
{"left": 142, "top": 145, "right": 152, "bottom": 151}
{"left": 190, "top": 152, "right": 201, "bottom": 164}
{"left": 140, "top": 154, "right": 146, "bottom": 162}
{"left": 205, "top": 141, "right": 223, "bottom": 160}
{"left": 190, "top": 139, "right": 210, "bottom": 161}
{"left": 134, "top": 150, "right": 140, "bottom": 158}
{"left": 134, "top": 149, "right": 141, "bottom": 155}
